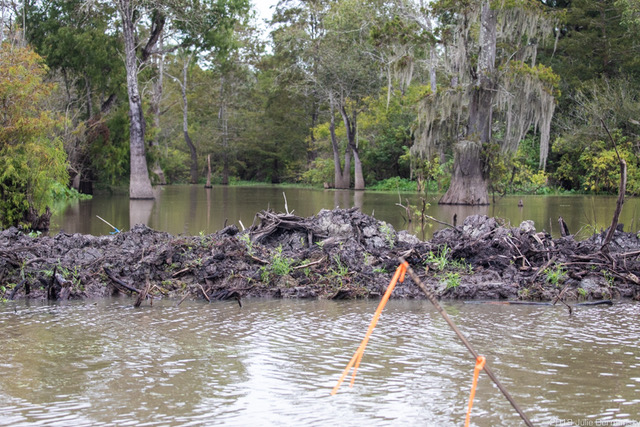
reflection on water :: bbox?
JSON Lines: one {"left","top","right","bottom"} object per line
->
{"left": 51, "top": 185, "right": 640, "bottom": 240}
{"left": 0, "top": 299, "right": 638, "bottom": 426}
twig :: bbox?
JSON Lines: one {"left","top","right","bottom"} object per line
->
{"left": 283, "top": 192, "right": 292, "bottom": 215}
{"left": 600, "top": 119, "right": 627, "bottom": 253}
{"left": 198, "top": 283, "right": 211, "bottom": 302}
{"left": 424, "top": 214, "right": 461, "bottom": 232}
{"left": 293, "top": 257, "right": 326, "bottom": 270}
{"left": 172, "top": 267, "right": 190, "bottom": 277}
{"left": 176, "top": 290, "right": 191, "bottom": 306}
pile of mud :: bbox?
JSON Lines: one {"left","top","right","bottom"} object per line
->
{"left": 1, "top": 208, "right": 639, "bottom": 303}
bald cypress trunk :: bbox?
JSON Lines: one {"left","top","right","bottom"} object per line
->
{"left": 439, "top": 2, "right": 496, "bottom": 206}
{"left": 118, "top": 0, "right": 154, "bottom": 199}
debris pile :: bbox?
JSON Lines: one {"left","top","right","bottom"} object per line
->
{"left": 1, "top": 209, "right": 638, "bottom": 303}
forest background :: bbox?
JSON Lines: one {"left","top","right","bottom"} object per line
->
{"left": 0, "top": 0, "right": 639, "bottom": 228}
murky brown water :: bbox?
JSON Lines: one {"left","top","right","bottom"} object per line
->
{"left": 50, "top": 185, "right": 640, "bottom": 240}
{"left": 0, "top": 299, "right": 638, "bottom": 426}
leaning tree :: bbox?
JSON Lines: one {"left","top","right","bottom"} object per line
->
{"left": 412, "top": 0, "right": 559, "bottom": 205}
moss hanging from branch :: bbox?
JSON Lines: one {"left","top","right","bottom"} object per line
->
{"left": 413, "top": 0, "right": 559, "bottom": 170}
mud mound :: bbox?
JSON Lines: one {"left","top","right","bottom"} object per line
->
{"left": 1, "top": 209, "right": 639, "bottom": 303}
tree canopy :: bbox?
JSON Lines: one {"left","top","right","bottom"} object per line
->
{"left": 1, "top": 0, "right": 639, "bottom": 226}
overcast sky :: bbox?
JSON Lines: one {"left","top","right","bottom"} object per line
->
{"left": 253, "top": 0, "right": 278, "bottom": 23}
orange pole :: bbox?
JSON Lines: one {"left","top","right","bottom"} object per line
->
{"left": 465, "top": 356, "right": 486, "bottom": 427}
{"left": 331, "top": 262, "right": 408, "bottom": 395}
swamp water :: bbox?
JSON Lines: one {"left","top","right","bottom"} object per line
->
{"left": 0, "top": 299, "right": 638, "bottom": 426}
{"left": 51, "top": 185, "right": 640, "bottom": 240}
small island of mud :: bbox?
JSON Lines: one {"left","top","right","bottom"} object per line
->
{"left": 1, "top": 208, "right": 639, "bottom": 304}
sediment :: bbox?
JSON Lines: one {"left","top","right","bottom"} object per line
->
{"left": 1, "top": 208, "right": 639, "bottom": 303}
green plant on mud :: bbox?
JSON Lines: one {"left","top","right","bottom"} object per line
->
{"left": 544, "top": 264, "right": 566, "bottom": 286}
{"left": 425, "top": 245, "right": 472, "bottom": 273}
{"left": 577, "top": 287, "right": 587, "bottom": 298}
{"left": 198, "top": 230, "right": 211, "bottom": 247}
{"left": 239, "top": 233, "right": 255, "bottom": 256}
{"left": 379, "top": 222, "right": 395, "bottom": 249}
{"left": 330, "top": 254, "right": 349, "bottom": 277}
{"left": 260, "top": 246, "right": 294, "bottom": 282}
{"left": 602, "top": 270, "right": 615, "bottom": 287}
{"left": 326, "top": 254, "right": 350, "bottom": 289}
{"left": 0, "top": 284, "right": 11, "bottom": 302}
{"left": 426, "top": 245, "right": 451, "bottom": 271}
{"left": 443, "top": 272, "right": 461, "bottom": 290}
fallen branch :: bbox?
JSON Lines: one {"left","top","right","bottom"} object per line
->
{"left": 104, "top": 267, "right": 141, "bottom": 294}
{"left": 424, "top": 214, "right": 462, "bottom": 233}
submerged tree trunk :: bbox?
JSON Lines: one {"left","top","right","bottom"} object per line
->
{"left": 439, "top": 140, "right": 489, "bottom": 205}
{"left": 118, "top": 0, "right": 155, "bottom": 199}
{"left": 329, "top": 103, "right": 350, "bottom": 189}
{"left": 352, "top": 147, "right": 364, "bottom": 190}
{"left": 339, "top": 105, "right": 364, "bottom": 190}
{"left": 439, "top": 1, "right": 496, "bottom": 206}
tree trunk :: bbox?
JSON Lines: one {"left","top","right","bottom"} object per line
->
{"left": 0, "top": 0, "right": 5, "bottom": 46}
{"left": 439, "top": 1, "right": 496, "bottom": 206}
{"left": 181, "top": 57, "right": 198, "bottom": 184}
{"left": 219, "top": 77, "right": 229, "bottom": 186}
{"left": 118, "top": 0, "right": 154, "bottom": 199}
{"left": 329, "top": 103, "right": 349, "bottom": 189}
{"left": 149, "top": 42, "right": 167, "bottom": 185}
{"left": 439, "top": 140, "right": 489, "bottom": 205}
{"left": 352, "top": 146, "right": 364, "bottom": 190}
{"left": 339, "top": 105, "right": 363, "bottom": 190}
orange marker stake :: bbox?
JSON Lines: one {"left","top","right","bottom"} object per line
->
{"left": 331, "top": 262, "right": 408, "bottom": 395}
{"left": 465, "top": 356, "right": 486, "bottom": 427}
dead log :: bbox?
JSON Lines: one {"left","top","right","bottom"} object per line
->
{"left": 558, "top": 216, "right": 570, "bottom": 237}
{"left": 134, "top": 279, "right": 151, "bottom": 307}
{"left": 104, "top": 267, "right": 141, "bottom": 294}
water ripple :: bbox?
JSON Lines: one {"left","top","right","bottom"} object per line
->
{"left": 0, "top": 298, "right": 638, "bottom": 426}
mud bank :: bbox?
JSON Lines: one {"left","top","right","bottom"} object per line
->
{"left": 1, "top": 208, "right": 639, "bottom": 303}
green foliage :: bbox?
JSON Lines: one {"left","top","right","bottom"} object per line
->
{"left": 0, "top": 45, "right": 68, "bottom": 228}
{"left": 578, "top": 137, "right": 640, "bottom": 193}
{"left": 544, "top": 264, "right": 567, "bottom": 286}
{"left": 486, "top": 136, "right": 551, "bottom": 195}
{"left": 412, "top": 155, "right": 448, "bottom": 194}
{"left": 87, "top": 105, "right": 130, "bottom": 186}
{"left": 359, "top": 88, "right": 421, "bottom": 184}
{"left": 368, "top": 177, "right": 417, "bottom": 192}
{"left": 426, "top": 245, "right": 473, "bottom": 273}
{"left": 443, "top": 272, "right": 461, "bottom": 290}
{"left": 260, "top": 246, "right": 295, "bottom": 282}
{"left": 425, "top": 245, "right": 452, "bottom": 272}
{"left": 329, "top": 254, "right": 350, "bottom": 288}
{"left": 301, "top": 157, "right": 335, "bottom": 186}
{"left": 553, "top": 131, "right": 640, "bottom": 194}
{"left": 239, "top": 233, "right": 254, "bottom": 256}
{"left": 160, "top": 147, "right": 192, "bottom": 184}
